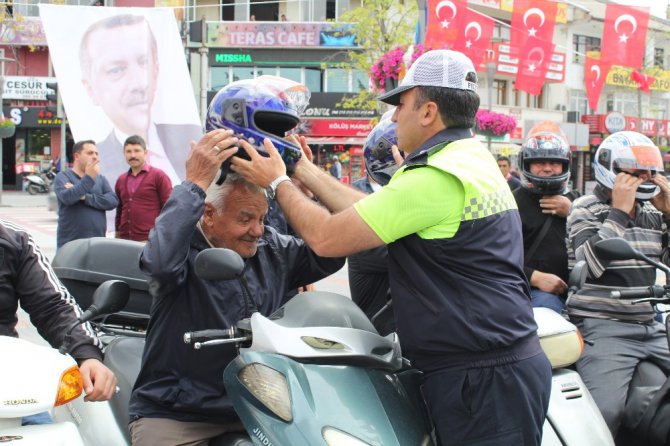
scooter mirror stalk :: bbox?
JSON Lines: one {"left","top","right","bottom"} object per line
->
{"left": 59, "top": 280, "right": 130, "bottom": 354}
{"left": 594, "top": 237, "right": 670, "bottom": 275}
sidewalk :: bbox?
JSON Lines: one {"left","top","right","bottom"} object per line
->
{"left": 0, "top": 190, "right": 48, "bottom": 207}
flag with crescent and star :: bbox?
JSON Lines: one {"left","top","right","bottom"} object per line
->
{"left": 584, "top": 56, "right": 611, "bottom": 111}
{"left": 424, "top": 0, "right": 468, "bottom": 49}
{"left": 631, "top": 70, "right": 655, "bottom": 93}
{"left": 510, "top": 0, "right": 557, "bottom": 96}
{"left": 600, "top": 4, "right": 650, "bottom": 70}
{"left": 451, "top": 8, "right": 495, "bottom": 69}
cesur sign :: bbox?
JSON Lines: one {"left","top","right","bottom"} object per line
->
{"left": 4, "top": 76, "right": 56, "bottom": 100}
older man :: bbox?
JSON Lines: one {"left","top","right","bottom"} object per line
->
{"left": 231, "top": 50, "right": 551, "bottom": 445}
{"left": 128, "top": 129, "right": 344, "bottom": 446}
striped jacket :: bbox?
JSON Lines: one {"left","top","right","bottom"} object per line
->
{"left": 0, "top": 219, "right": 103, "bottom": 361}
{"left": 566, "top": 185, "right": 670, "bottom": 322}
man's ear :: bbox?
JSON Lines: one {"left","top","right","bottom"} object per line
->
{"left": 202, "top": 203, "right": 215, "bottom": 227}
{"left": 420, "top": 101, "right": 440, "bottom": 127}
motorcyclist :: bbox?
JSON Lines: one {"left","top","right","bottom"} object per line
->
{"left": 349, "top": 114, "right": 402, "bottom": 335}
{"left": 513, "top": 121, "right": 580, "bottom": 313}
{"left": 0, "top": 220, "right": 118, "bottom": 425}
{"left": 566, "top": 131, "right": 670, "bottom": 437}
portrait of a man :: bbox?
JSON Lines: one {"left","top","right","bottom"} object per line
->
{"left": 40, "top": 5, "right": 203, "bottom": 187}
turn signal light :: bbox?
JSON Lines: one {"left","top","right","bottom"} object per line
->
{"left": 54, "top": 365, "right": 83, "bottom": 406}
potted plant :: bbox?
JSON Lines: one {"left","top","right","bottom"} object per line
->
{"left": 474, "top": 110, "right": 517, "bottom": 137}
{"left": 0, "top": 117, "right": 16, "bottom": 138}
{"left": 370, "top": 44, "right": 426, "bottom": 93}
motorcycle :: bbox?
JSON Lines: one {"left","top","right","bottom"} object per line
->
{"left": 23, "top": 164, "right": 55, "bottom": 195}
{"left": 50, "top": 237, "right": 613, "bottom": 445}
{"left": 591, "top": 237, "right": 670, "bottom": 446}
{"left": 0, "top": 280, "right": 129, "bottom": 446}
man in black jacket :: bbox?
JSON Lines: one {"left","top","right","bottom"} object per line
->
{"left": 128, "top": 129, "right": 345, "bottom": 445}
{"left": 0, "top": 219, "right": 118, "bottom": 424}
{"left": 513, "top": 121, "right": 579, "bottom": 313}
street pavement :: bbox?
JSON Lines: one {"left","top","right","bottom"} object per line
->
{"left": 0, "top": 189, "right": 350, "bottom": 345}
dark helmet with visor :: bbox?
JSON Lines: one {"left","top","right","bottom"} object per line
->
{"left": 518, "top": 121, "right": 571, "bottom": 195}
{"left": 593, "top": 131, "right": 664, "bottom": 201}
{"left": 205, "top": 76, "right": 310, "bottom": 170}
{"left": 363, "top": 110, "right": 401, "bottom": 186}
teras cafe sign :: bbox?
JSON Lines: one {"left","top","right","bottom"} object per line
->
{"left": 206, "top": 22, "right": 358, "bottom": 48}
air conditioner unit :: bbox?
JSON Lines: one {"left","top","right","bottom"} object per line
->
{"left": 554, "top": 104, "right": 566, "bottom": 111}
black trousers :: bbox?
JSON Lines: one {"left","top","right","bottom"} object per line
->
{"left": 422, "top": 352, "right": 552, "bottom": 445}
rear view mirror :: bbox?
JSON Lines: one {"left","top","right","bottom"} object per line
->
{"left": 568, "top": 261, "right": 588, "bottom": 290}
{"left": 195, "top": 248, "right": 245, "bottom": 281}
{"left": 594, "top": 238, "right": 641, "bottom": 262}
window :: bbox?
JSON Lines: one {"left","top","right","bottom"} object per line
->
{"left": 211, "top": 67, "right": 231, "bottom": 91}
{"left": 26, "top": 130, "right": 51, "bottom": 162}
{"left": 572, "top": 35, "right": 601, "bottom": 63}
{"left": 232, "top": 67, "right": 254, "bottom": 83}
{"left": 326, "top": 68, "right": 349, "bottom": 92}
{"left": 655, "top": 48, "right": 665, "bottom": 69}
{"left": 514, "top": 86, "right": 543, "bottom": 109}
{"left": 352, "top": 70, "right": 369, "bottom": 91}
{"left": 494, "top": 79, "right": 507, "bottom": 106}
{"left": 279, "top": 67, "right": 302, "bottom": 83}
{"left": 305, "top": 67, "right": 323, "bottom": 93}
{"left": 569, "top": 90, "right": 589, "bottom": 115}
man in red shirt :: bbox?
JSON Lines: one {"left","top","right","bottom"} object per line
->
{"left": 115, "top": 135, "right": 172, "bottom": 241}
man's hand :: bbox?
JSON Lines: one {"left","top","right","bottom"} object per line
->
{"left": 79, "top": 358, "right": 118, "bottom": 402}
{"left": 231, "top": 138, "right": 287, "bottom": 188}
{"left": 185, "top": 129, "right": 239, "bottom": 191}
{"left": 652, "top": 174, "right": 670, "bottom": 217}
{"left": 539, "top": 195, "right": 572, "bottom": 218}
{"left": 64, "top": 182, "right": 74, "bottom": 189}
{"left": 611, "top": 172, "right": 643, "bottom": 215}
{"left": 84, "top": 160, "right": 100, "bottom": 179}
{"left": 530, "top": 270, "right": 567, "bottom": 295}
{"left": 391, "top": 144, "right": 404, "bottom": 166}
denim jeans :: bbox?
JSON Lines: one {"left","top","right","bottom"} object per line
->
{"left": 530, "top": 289, "right": 565, "bottom": 314}
{"left": 21, "top": 411, "right": 53, "bottom": 425}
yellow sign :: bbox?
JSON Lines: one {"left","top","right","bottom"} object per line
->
{"left": 606, "top": 66, "right": 670, "bottom": 92}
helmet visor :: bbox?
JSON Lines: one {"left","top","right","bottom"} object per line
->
{"left": 612, "top": 145, "right": 664, "bottom": 173}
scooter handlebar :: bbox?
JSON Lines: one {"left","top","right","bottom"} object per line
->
{"left": 183, "top": 329, "right": 235, "bottom": 345}
{"left": 611, "top": 288, "right": 655, "bottom": 299}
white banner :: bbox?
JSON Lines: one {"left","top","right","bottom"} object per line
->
{"left": 4, "top": 76, "right": 55, "bottom": 100}
{"left": 39, "top": 5, "right": 203, "bottom": 186}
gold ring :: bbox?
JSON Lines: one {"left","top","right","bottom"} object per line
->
{"left": 213, "top": 145, "right": 221, "bottom": 153}
{"left": 551, "top": 210, "right": 556, "bottom": 215}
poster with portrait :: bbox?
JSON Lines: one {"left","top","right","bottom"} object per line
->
{"left": 39, "top": 5, "right": 203, "bottom": 187}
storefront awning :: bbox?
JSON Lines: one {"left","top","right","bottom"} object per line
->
{"left": 306, "top": 136, "right": 367, "bottom": 145}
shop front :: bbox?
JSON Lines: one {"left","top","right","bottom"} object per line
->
{"left": 2, "top": 106, "right": 70, "bottom": 190}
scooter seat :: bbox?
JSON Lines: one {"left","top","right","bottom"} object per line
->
{"left": 104, "top": 336, "right": 145, "bottom": 444}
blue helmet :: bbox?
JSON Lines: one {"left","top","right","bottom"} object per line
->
{"left": 206, "top": 76, "right": 310, "bottom": 170}
{"left": 363, "top": 112, "right": 400, "bottom": 186}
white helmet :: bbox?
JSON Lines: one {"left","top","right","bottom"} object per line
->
{"left": 593, "top": 131, "right": 664, "bottom": 201}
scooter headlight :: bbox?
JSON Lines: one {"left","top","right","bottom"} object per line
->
{"left": 323, "top": 427, "right": 372, "bottom": 446}
{"left": 238, "top": 363, "right": 292, "bottom": 422}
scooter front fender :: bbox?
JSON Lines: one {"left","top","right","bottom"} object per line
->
{"left": 225, "top": 352, "right": 434, "bottom": 446}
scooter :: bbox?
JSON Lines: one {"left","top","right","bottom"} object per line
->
{"left": 0, "top": 280, "right": 129, "bottom": 446}
{"left": 50, "top": 238, "right": 613, "bottom": 445}
{"left": 592, "top": 237, "right": 670, "bottom": 446}
{"left": 23, "top": 166, "right": 52, "bottom": 195}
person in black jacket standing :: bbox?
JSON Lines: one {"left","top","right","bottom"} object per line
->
{"left": 513, "top": 121, "right": 579, "bottom": 313}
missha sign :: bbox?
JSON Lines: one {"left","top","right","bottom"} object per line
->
{"left": 4, "top": 76, "right": 56, "bottom": 101}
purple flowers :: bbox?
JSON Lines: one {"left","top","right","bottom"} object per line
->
{"left": 475, "top": 110, "right": 517, "bottom": 136}
{"left": 370, "top": 44, "right": 426, "bottom": 91}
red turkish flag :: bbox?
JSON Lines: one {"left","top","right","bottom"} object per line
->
{"left": 424, "top": 0, "right": 468, "bottom": 49}
{"left": 601, "top": 4, "right": 650, "bottom": 69}
{"left": 510, "top": 0, "right": 558, "bottom": 52}
{"left": 515, "top": 44, "right": 554, "bottom": 96}
{"left": 631, "top": 70, "right": 655, "bottom": 93}
{"left": 451, "top": 9, "right": 495, "bottom": 69}
{"left": 584, "top": 56, "right": 611, "bottom": 110}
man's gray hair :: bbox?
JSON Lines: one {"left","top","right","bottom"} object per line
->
{"left": 204, "top": 173, "right": 266, "bottom": 212}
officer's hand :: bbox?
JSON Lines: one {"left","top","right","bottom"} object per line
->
{"left": 391, "top": 145, "right": 404, "bottom": 166}
{"left": 611, "top": 172, "right": 642, "bottom": 214}
{"left": 232, "top": 138, "right": 286, "bottom": 188}
{"left": 79, "top": 358, "right": 118, "bottom": 402}
{"left": 652, "top": 174, "right": 670, "bottom": 217}
{"left": 185, "top": 130, "right": 238, "bottom": 192}
{"left": 539, "top": 195, "right": 571, "bottom": 218}
{"left": 530, "top": 271, "right": 567, "bottom": 295}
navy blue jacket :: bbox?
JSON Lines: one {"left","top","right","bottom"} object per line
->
{"left": 129, "top": 182, "right": 345, "bottom": 423}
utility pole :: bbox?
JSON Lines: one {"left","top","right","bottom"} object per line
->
{"left": 486, "top": 60, "right": 497, "bottom": 153}
{"left": 198, "top": 17, "right": 209, "bottom": 123}
{"left": 0, "top": 53, "right": 15, "bottom": 205}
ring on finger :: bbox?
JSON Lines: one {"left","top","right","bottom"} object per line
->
{"left": 551, "top": 210, "right": 556, "bottom": 215}
{"left": 212, "top": 145, "right": 221, "bottom": 154}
